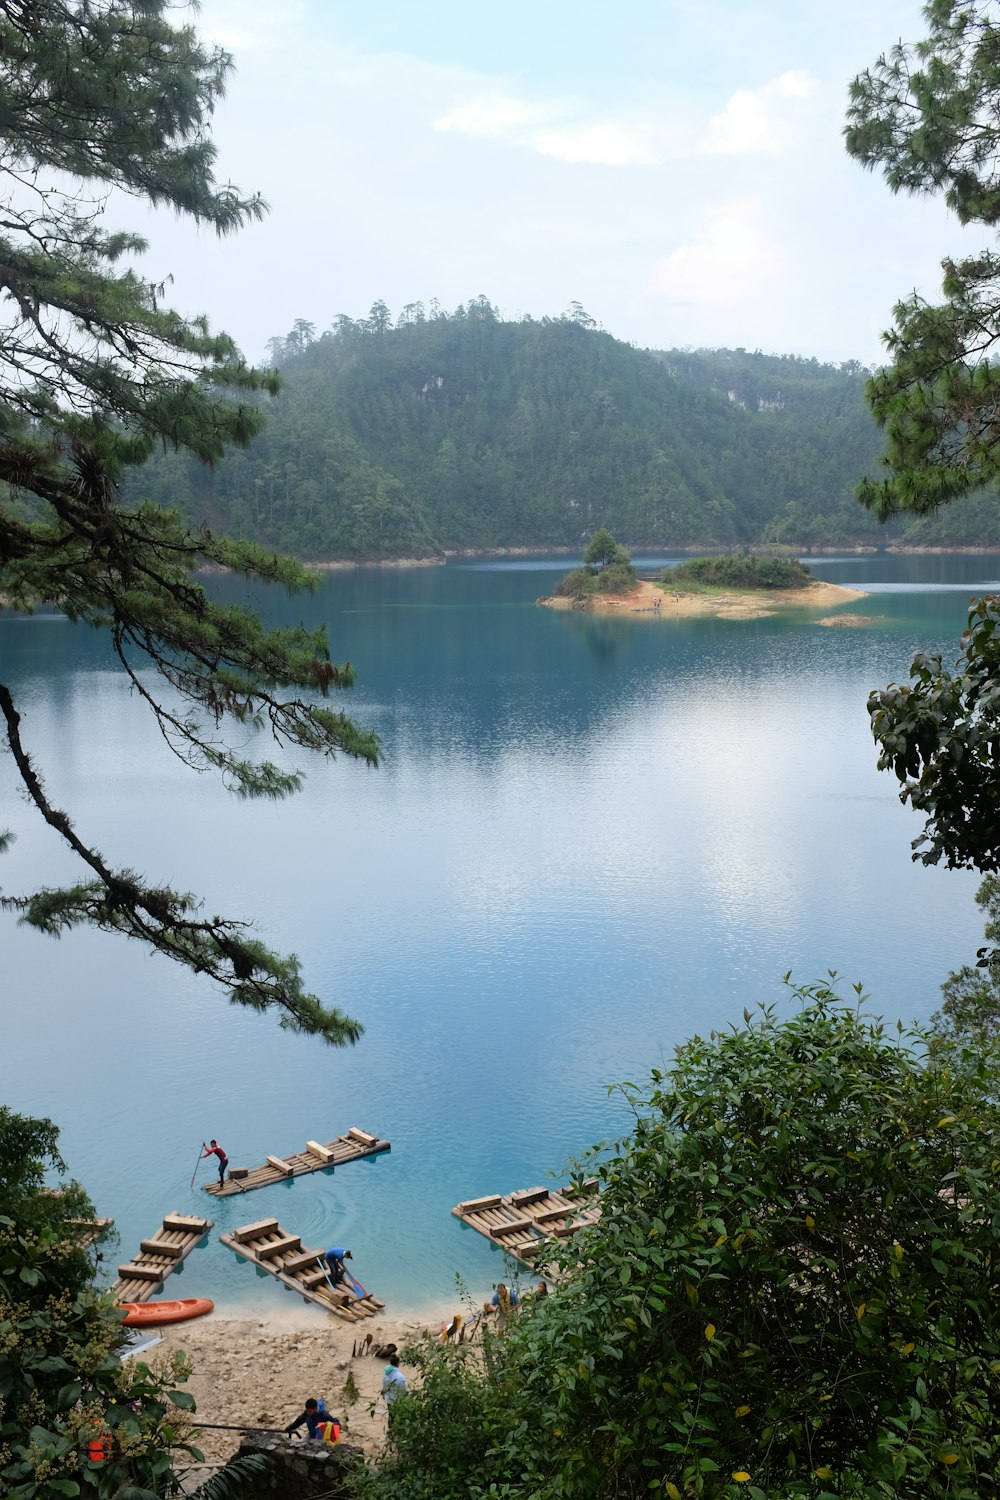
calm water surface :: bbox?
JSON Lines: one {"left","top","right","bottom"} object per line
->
{"left": 0, "top": 553, "right": 994, "bottom": 1314}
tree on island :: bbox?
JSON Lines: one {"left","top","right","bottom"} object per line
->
{"left": 0, "top": 0, "right": 378, "bottom": 1045}
{"left": 357, "top": 987, "right": 1000, "bottom": 1499}
{"left": 555, "top": 529, "right": 636, "bottom": 598}
{"left": 846, "top": 6, "right": 1000, "bottom": 881}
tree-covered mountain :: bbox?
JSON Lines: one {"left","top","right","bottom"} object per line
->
{"left": 128, "top": 300, "right": 1000, "bottom": 558}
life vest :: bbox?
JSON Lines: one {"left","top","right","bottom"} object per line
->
{"left": 317, "top": 1419, "right": 341, "bottom": 1445}
{"left": 85, "top": 1427, "right": 111, "bottom": 1463}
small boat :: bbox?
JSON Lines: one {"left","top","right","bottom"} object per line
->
{"left": 119, "top": 1298, "right": 214, "bottom": 1327}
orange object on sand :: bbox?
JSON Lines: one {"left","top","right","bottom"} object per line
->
{"left": 119, "top": 1298, "right": 214, "bottom": 1327}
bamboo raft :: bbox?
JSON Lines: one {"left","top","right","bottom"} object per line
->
{"left": 112, "top": 1212, "right": 214, "bottom": 1304}
{"left": 220, "top": 1218, "right": 384, "bottom": 1322}
{"left": 67, "top": 1215, "right": 114, "bottom": 1248}
{"left": 452, "top": 1180, "right": 601, "bottom": 1266}
{"left": 202, "top": 1127, "right": 390, "bottom": 1197}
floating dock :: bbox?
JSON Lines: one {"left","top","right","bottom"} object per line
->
{"left": 220, "top": 1218, "right": 384, "bottom": 1322}
{"left": 452, "top": 1180, "right": 601, "bottom": 1266}
{"left": 112, "top": 1212, "right": 213, "bottom": 1304}
{"left": 202, "top": 1127, "right": 390, "bottom": 1197}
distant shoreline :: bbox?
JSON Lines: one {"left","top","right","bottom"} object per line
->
{"left": 299, "top": 543, "right": 1000, "bottom": 572}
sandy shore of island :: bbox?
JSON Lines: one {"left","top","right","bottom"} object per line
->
{"left": 154, "top": 1301, "right": 478, "bottom": 1475}
{"left": 538, "top": 577, "right": 869, "bottom": 620}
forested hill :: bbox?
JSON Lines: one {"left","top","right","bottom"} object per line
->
{"left": 129, "top": 301, "right": 1000, "bottom": 558}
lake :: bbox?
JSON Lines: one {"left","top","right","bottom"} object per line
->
{"left": 0, "top": 551, "right": 994, "bottom": 1315}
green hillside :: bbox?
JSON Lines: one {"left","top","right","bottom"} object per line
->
{"left": 127, "top": 299, "right": 999, "bottom": 558}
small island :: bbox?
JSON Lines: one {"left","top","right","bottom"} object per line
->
{"left": 538, "top": 536, "right": 870, "bottom": 621}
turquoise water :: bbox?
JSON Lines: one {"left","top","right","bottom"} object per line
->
{"left": 0, "top": 552, "right": 994, "bottom": 1315}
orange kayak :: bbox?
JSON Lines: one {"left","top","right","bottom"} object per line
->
{"left": 119, "top": 1298, "right": 214, "bottom": 1327}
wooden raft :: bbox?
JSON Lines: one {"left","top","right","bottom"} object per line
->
{"left": 112, "top": 1212, "right": 213, "bottom": 1304}
{"left": 220, "top": 1218, "right": 384, "bottom": 1322}
{"left": 452, "top": 1180, "right": 601, "bottom": 1266}
{"left": 203, "top": 1127, "right": 390, "bottom": 1197}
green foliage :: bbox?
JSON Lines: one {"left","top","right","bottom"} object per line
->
{"left": 358, "top": 986, "right": 1000, "bottom": 1499}
{"left": 133, "top": 313, "right": 893, "bottom": 558}
{"left": 554, "top": 531, "right": 636, "bottom": 598}
{"left": 931, "top": 873, "right": 1000, "bottom": 1047}
{"left": 0, "top": 1108, "right": 95, "bottom": 1295}
{"left": 868, "top": 594, "right": 1000, "bottom": 871}
{"left": 350, "top": 1343, "right": 506, "bottom": 1500}
{"left": 0, "top": 1, "right": 379, "bottom": 1042}
{"left": 553, "top": 566, "right": 597, "bottom": 598}
{"left": 0, "top": 1217, "right": 202, "bottom": 1500}
{"left": 583, "top": 528, "right": 619, "bottom": 569}
{"left": 845, "top": 2, "right": 1000, "bottom": 518}
{"left": 664, "top": 555, "right": 814, "bottom": 591}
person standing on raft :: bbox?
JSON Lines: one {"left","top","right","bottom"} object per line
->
{"left": 324, "top": 1246, "right": 352, "bottom": 1285}
{"left": 201, "top": 1139, "right": 228, "bottom": 1186}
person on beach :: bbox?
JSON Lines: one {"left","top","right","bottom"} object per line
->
{"left": 201, "top": 1139, "right": 228, "bottom": 1186}
{"left": 323, "top": 1246, "right": 352, "bottom": 1285}
{"left": 382, "top": 1354, "right": 407, "bottom": 1421}
{"left": 285, "top": 1397, "right": 332, "bottom": 1440}
{"left": 486, "top": 1281, "right": 522, "bottom": 1328}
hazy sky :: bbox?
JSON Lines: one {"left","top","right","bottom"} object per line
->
{"left": 130, "top": 0, "right": 984, "bottom": 367}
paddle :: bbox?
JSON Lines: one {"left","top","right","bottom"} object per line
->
{"left": 314, "top": 1255, "right": 345, "bottom": 1304}
{"left": 342, "top": 1265, "right": 369, "bottom": 1300}
{"left": 190, "top": 1142, "right": 205, "bottom": 1189}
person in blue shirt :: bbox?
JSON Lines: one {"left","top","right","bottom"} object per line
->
{"left": 323, "top": 1247, "right": 352, "bottom": 1286}
{"left": 285, "top": 1398, "right": 331, "bottom": 1439}
{"left": 381, "top": 1355, "right": 407, "bottom": 1423}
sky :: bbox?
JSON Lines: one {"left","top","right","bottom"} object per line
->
{"left": 127, "top": 0, "right": 986, "bottom": 367}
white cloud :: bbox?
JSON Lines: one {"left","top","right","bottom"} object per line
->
{"left": 434, "top": 92, "right": 555, "bottom": 140}
{"left": 534, "top": 123, "right": 661, "bottom": 166}
{"left": 434, "top": 91, "right": 664, "bottom": 166}
{"left": 699, "top": 70, "right": 816, "bottom": 156}
{"left": 648, "top": 198, "right": 789, "bottom": 310}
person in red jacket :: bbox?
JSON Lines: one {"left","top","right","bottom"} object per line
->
{"left": 201, "top": 1139, "right": 228, "bottom": 1186}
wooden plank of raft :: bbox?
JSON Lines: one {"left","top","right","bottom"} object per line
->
{"left": 266, "top": 1154, "right": 294, "bottom": 1176}
{"left": 140, "top": 1238, "right": 183, "bottom": 1258}
{"left": 455, "top": 1194, "right": 502, "bottom": 1215}
{"left": 306, "top": 1140, "right": 335, "bottom": 1163}
{"left": 233, "top": 1217, "right": 278, "bottom": 1243}
{"left": 118, "top": 1261, "right": 164, "bottom": 1281}
{"left": 257, "top": 1234, "right": 302, "bottom": 1260}
{"left": 509, "top": 1187, "right": 549, "bottom": 1208}
{"left": 163, "top": 1214, "right": 211, "bottom": 1234}
{"left": 347, "top": 1127, "right": 378, "bottom": 1146}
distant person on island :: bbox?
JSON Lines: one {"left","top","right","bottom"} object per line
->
{"left": 324, "top": 1246, "right": 353, "bottom": 1286}
{"left": 382, "top": 1354, "right": 407, "bottom": 1420}
{"left": 201, "top": 1139, "right": 228, "bottom": 1186}
{"left": 285, "top": 1397, "right": 332, "bottom": 1440}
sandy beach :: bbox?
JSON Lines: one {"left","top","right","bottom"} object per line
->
{"left": 538, "top": 577, "right": 869, "bottom": 620}
{"left": 155, "top": 1300, "right": 473, "bottom": 1476}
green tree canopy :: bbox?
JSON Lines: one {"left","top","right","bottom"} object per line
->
{"left": 583, "top": 527, "right": 619, "bottom": 569}
{"left": 359, "top": 986, "right": 1000, "bottom": 1499}
{"left": 0, "top": 1, "right": 379, "bottom": 1044}
{"left": 845, "top": 1, "right": 1000, "bottom": 518}
{"left": 868, "top": 594, "right": 1000, "bottom": 871}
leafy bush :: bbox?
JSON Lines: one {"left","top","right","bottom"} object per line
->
{"left": 664, "top": 555, "right": 813, "bottom": 591}
{"left": 0, "top": 1219, "right": 203, "bottom": 1499}
{"left": 355, "top": 985, "right": 1000, "bottom": 1499}
{"left": 553, "top": 566, "right": 597, "bottom": 597}
{"left": 595, "top": 559, "right": 636, "bottom": 593}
